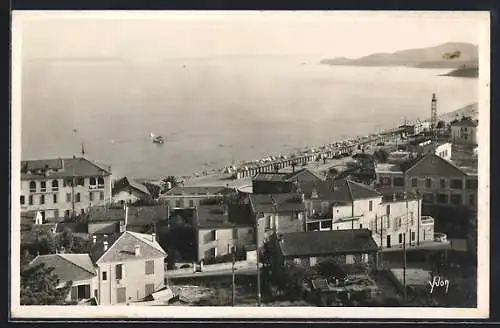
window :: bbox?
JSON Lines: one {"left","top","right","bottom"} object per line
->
{"left": 440, "top": 179, "right": 446, "bottom": 189}
{"left": 359, "top": 223, "right": 363, "bottom": 229}
{"left": 53, "top": 194, "right": 57, "bottom": 204}
{"left": 40, "top": 181, "right": 46, "bottom": 192}
{"left": 393, "top": 177, "right": 404, "bottom": 187}
{"left": 29, "top": 195, "right": 33, "bottom": 205}
{"left": 210, "top": 230, "right": 217, "bottom": 241}
{"left": 381, "top": 177, "right": 391, "bottom": 185}
{"left": 386, "top": 205, "right": 391, "bottom": 216}
{"left": 188, "top": 199, "right": 194, "bottom": 208}
{"left": 102, "top": 272, "right": 107, "bottom": 281}
{"left": 98, "top": 177, "right": 105, "bottom": 188}
{"left": 437, "top": 194, "right": 448, "bottom": 204}
{"left": 345, "top": 255, "right": 354, "bottom": 264}
{"left": 145, "top": 260, "right": 154, "bottom": 275}
{"left": 411, "top": 178, "right": 418, "bottom": 187}
{"left": 398, "top": 233, "right": 403, "bottom": 244}
{"left": 29, "top": 181, "right": 36, "bottom": 193}
{"left": 308, "top": 222, "right": 320, "bottom": 231}
{"left": 75, "top": 193, "right": 81, "bottom": 203}
{"left": 100, "top": 191, "right": 104, "bottom": 201}
{"left": 40, "top": 195, "right": 45, "bottom": 205}
{"left": 20, "top": 196, "right": 25, "bottom": 205}
{"left": 466, "top": 179, "right": 478, "bottom": 190}
{"left": 321, "top": 220, "right": 332, "bottom": 230}
{"left": 411, "top": 231, "right": 416, "bottom": 241}
{"left": 89, "top": 177, "right": 97, "bottom": 186}
{"left": 450, "top": 179, "right": 463, "bottom": 190}
{"left": 64, "top": 179, "right": 73, "bottom": 187}
{"left": 175, "top": 200, "right": 182, "bottom": 208}
{"left": 52, "top": 180, "right": 59, "bottom": 191}
{"left": 469, "top": 194, "right": 475, "bottom": 206}
{"left": 89, "top": 192, "right": 94, "bottom": 202}
{"left": 397, "top": 218, "right": 402, "bottom": 228}
{"left": 64, "top": 210, "right": 70, "bottom": 217}
{"left": 369, "top": 201, "right": 373, "bottom": 212}
{"left": 422, "top": 193, "right": 434, "bottom": 203}
{"left": 76, "top": 177, "right": 85, "bottom": 186}
{"left": 425, "top": 178, "right": 432, "bottom": 188}
{"left": 451, "top": 194, "right": 462, "bottom": 206}
{"left": 66, "top": 193, "right": 71, "bottom": 202}
{"left": 115, "top": 264, "right": 123, "bottom": 280}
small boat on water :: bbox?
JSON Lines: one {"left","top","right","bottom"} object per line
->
{"left": 150, "top": 132, "right": 165, "bottom": 144}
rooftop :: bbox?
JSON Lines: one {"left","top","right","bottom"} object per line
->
{"left": 21, "top": 157, "right": 111, "bottom": 180}
{"left": 278, "top": 229, "right": 379, "bottom": 257}
{"left": 162, "top": 186, "right": 234, "bottom": 196}
{"left": 195, "top": 204, "right": 254, "bottom": 229}
{"left": 250, "top": 193, "right": 306, "bottom": 214}
{"left": 375, "top": 163, "right": 404, "bottom": 174}
{"left": 87, "top": 204, "right": 168, "bottom": 225}
{"left": 112, "top": 177, "right": 151, "bottom": 196}
{"left": 30, "top": 253, "right": 96, "bottom": 283}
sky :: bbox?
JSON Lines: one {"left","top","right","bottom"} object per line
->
{"left": 14, "top": 11, "right": 487, "bottom": 60}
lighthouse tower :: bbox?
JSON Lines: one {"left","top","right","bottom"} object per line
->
{"left": 431, "top": 93, "right": 437, "bottom": 144}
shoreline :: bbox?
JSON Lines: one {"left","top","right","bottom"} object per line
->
{"left": 141, "top": 102, "right": 478, "bottom": 188}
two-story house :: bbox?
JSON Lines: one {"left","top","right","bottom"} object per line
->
{"left": 304, "top": 179, "right": 436, "bottom": 249}
{"left": 375, "top": 152, "right": 478, "bottom": 209}
{"left": 20, "top": 157, "right": 112, "bottom": 222}
{"left": 159, "top": 186, "right": 235, "bottom": 209}
{"left": 249, "top": 193, "right": 306, "bottom": 246}
{"left": 89, "top": 231, "right": 167, "bottom": 305}
{"left": 194, "top": 203, "right": 255, "bottom": 262}
{"left": 450, "top": 116, "right": 478, "bottom": 146}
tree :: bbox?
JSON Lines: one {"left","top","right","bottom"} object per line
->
{"left": 20, "top": 263, "right": 73, "bottom": 305}
{"left": 71, "top": 235, "right": 93, "bottom": 254}
{"left": 373, "top": 149, "right": 389, "bottom": 163}
{"left": 161, "top": 176, "right": 180, "bottom": 193}
{"left": 166, "top": 248, "right": 182, "bottom": 270}
{"left": 32, "top": 230, "right": 57, "bottom": 255}
{"left": 56, "top": 227, "right": 74, "bottom": 252}
{"left": 436, "top": 120, "right": 445, "bottom": 129}
{"left": 142, "top": 182, "right": 161, "bottom": 199}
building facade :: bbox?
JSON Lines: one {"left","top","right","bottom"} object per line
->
{"left": 375, "top": 153, "right": 478, "bottom": 209}
{"left": 194, "top": 204, "right": 255, "bottom": 262}
{"left": 91, "top": 231, "right": 166, "bottom": 305}
{"left": 450, "top": 116, "right": 478, "bottom": 146}
{"left": 252, "top": 168, "right": 323, "bottom": 195}
{"left": 112, "top": 177, "right": 153, "bottom": 204}
{"left": 20, "top": 157, "right": 112, "bottom": 221}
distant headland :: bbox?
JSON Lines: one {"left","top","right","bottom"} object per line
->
{"left": 321, "top": 42, "right": 478, "bottom": 78}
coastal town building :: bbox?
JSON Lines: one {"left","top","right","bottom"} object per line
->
{"left": 266, "top": 229, "right": 379, "bottom": 275}
{"left": 194, "top": 203, "right": 255, "bottom": 262}
{"left": 29, "top": 253, "right": 97, "bottom": 303}
{"left": 252, "top": 168, "right": 323, "bottom": 194}
{"left": 450, "top": 116, "right": 478, "bottom": 146}
{"left": 112, "top": 177, "right": 153, "bottom": 204}
{"left": 375, "top": 152, "right": 478, "bottom": 209}
{"left": 20, "top": 157, "right": 112, "bottom": 222}
{"left": 159, "top": 186, "right": 235, "bottom": 210}
{"left": 249, "top": 193, "right": 306, "bottom": 246}
{"left": 89, "top": 231, "right": 167, "bottom": 305}
{"left": 303, "top": 179, "right": 436, "bottom": 249}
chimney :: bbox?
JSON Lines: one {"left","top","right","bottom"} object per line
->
{"left": 134, "top": 244, "right": 140, "bottom": 256}
{"left": 151, "top": 233, "right": 156, "bottom": 242}
{"left": 124, "top": 205, "right": 129, "bottom": 231}
{"left": 92, "top": 235, "right": 97, "bottom": 245}
{"left": 103, "top": 241, "right": 109, "bottom": 251}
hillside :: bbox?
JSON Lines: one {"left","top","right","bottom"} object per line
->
{"left": 321, "top": 42, "right": 478, "bottom": 69}
{"left": 442, "top": 66, "right": 478, "bottom": 78}
{"left": 437, "top": 103, "right": 478, "bottom": 122}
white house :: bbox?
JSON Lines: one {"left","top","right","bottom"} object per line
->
{"left": 450, "top": 116, "right": 478, "bottom": 146}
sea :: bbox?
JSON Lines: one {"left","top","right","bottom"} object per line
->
{"left": 20, "top": 55, "right": 478, "bottom": 179}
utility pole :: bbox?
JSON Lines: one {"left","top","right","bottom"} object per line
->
{"left": 231, "top": 245, "right": 236, "bottom": 307}
{"left": 403, "top": 191, "right": 408, "bottom": 304}
{"left": 255, "top": 220, "right": 262, "bottom": 306}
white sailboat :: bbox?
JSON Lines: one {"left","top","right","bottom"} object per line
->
{"left": 150, "top": 131, "right": 165, "bottom": 144}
